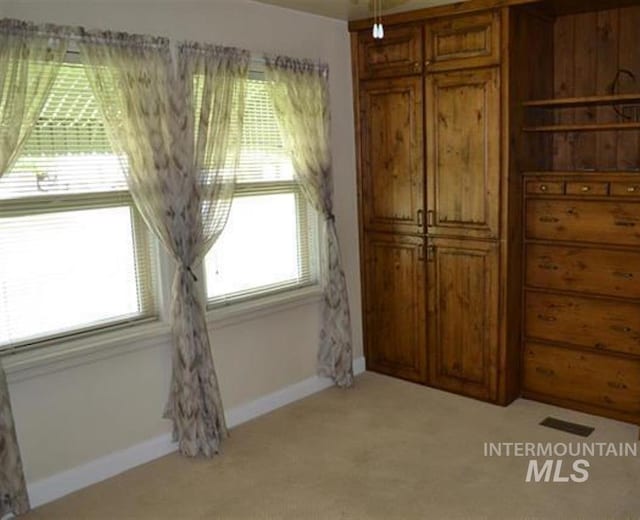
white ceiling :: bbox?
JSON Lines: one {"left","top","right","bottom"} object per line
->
{"left": 252, "top": 0, "right": 459, "bottom": 21}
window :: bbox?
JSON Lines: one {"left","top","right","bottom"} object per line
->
{"left": 204, "top": 77, "right": 319, "bottom": 306}
{"left": 0, "top": 62, "right": 156, "bottom": 350}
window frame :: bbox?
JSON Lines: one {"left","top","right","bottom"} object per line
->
{"left": 203, "top": 70, "right": 322, "bottom": 309}
{"left": 0, "top": 59, "right": 160, "bottom": 353}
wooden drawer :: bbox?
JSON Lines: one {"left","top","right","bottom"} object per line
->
{"left": 565, "top": 181, "right": 609, "bottom": 196}
{"left": 526, "top": 244, "right": 640, "bottom": 299}
{"left": 526, "top": 181, "right": 564, "bottom": 195}
{"left": 526, "top": 199, "right": 640, "bottom": 246}
{"left": 525, "top": 291, "right": 640, "bottom": 357}
{"left": 523, "top": 342, "right": 640, "bottom": 415}
{"left": 425, "top": 11, "right": 499, "bottom": 72}
{"left": 358, "top": 25, "right": 423, "bottom": 79}
{"left": 611, "top": 182, "right": 640, "bottom": 197}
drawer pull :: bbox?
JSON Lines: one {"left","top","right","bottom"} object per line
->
{"left": 581, "top": 185, "right": 591, "bottom": 192}
{"left": 627, "top": 186, "right": 638, "bottom": 193}
{"left": 538, "top": 263, "right": 559, "bottom": 271}
{"left": 613, "top": 271, "right": 634, "bottom": 279}
{"left": 539, "top": 216, "right": 559, "bottom": 223}
{"left": 595, "top": 342, "right": 607, "bottom": 350}
{"left": 412, "top": 62, "right": 421, "bottom": 72}
{"left": 611, "top": 325, "right": 633, "bottom": 333}
{"left": 536, "top": 367, "right": 555, "bottom": 376}
{"left": 608, "top": 381, "right": 627, "bottom": 390}
{"left": 614, "top": 220, "right": 636, "bottom": 227}
{"left": 537, "top": 314, "right": 557, "bottom": 322}
{"left": 539, "top": 184, "right": 548, "bottom": 192}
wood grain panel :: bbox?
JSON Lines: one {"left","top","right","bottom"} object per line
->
{"left": 525, "top": 291, "right": 640, "bottom": 357}
{"left": 552, "top": 14, "right": 575, "bottom": 170}
{"left": 360, "top": 76, "right": 424, "bottom": 234}
{"left": 526, "top": 243, "right": 640, "bottom": 299}
{"left": 572, "top": 11, "right": 598, "bottom": 170}
{"left": 426, "top": 67, "right": 500, "bottom": 238}
{"left": 526, "top": 199, "right": 640, "bottom": 246}
{"left": 429, "top": 238, "right": 498, "bottom": 401}
{"left": 617, "top": 6, "right": 640, "bottom": 170}
{"left": 358, "top": 25, "right": 423, "bottom": 79}
{"left": 595, "top": 9, "right": 620, "bottom": 169}
{"left": 425, "top": 11, "right": 500, "bottom": 72}
{"left": 553, "top": 7, "right": 640, "bottom": 172}
{"left": 363, "top": 233, "right": 427, "bottom": 383}
{"left": 524, "top": 342, "right": 640, "bottom": 415}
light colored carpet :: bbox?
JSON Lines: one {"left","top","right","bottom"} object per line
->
{"left": 26, "top": 372, "right": 640, "bottom": 519}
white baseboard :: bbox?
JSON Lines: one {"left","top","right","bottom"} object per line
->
{"left": 27, "top": 357, "right": 366, "bottom": 509}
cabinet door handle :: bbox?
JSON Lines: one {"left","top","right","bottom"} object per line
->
{"left": 417, "top": 209, "right": 424, "bottom": 227}
{"left": 412, "top": 61, "right": 421, "bottom": 72}
{"left": 537, "top": 314, "right": 557, "bottom": 322}
{"left": 613, "top": 271, "right": 634, "bottom": 279}
{"left": 427, "top": 210, "right": 435, "bottom": 226}
{"left": 418, "top": 243, "right": 425, "bottom": 261}
{"left": 427, "top": 246, "right": 435, "bottom": 263}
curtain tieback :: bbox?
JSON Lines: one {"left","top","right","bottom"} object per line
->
{"left": 183, "top": 265, "right": 198, "bottom": 282}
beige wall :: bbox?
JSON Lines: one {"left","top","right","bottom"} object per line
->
{"left": 2, "top": 0, "right": 361, "bottom": 483}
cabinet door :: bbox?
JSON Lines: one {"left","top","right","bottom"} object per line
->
{"left": 364, "top": 233, "right": 427, "bottom": 383}
{"left": 360, "top": 76, "right": 425, "bottom": 235}
{"left": 428, "top": 238, "right": 498, "bottom": 401}
{"left": 426, "top": 67, "right": 500, "bottom": 239}
{"left": 424, "top": 11, "right": 500, "bottom": 72}
{"left": 358, "top": 24, "right": 423, "bottom": 79}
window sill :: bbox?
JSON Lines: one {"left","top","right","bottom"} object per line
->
{"left": 3, "top": 320, "right": 171, "bottom": 383}
{"left": 2, "top": 287, "right": 325, "bottom": 383}
{"left": 207, "top": 285, "right": 324, "bottom": 329}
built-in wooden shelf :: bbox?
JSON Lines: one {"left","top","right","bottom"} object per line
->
{"left": 523, "top": 94, "right": 640, "bottom": 108}
{"left": 523, "top": 122, "right": 640, "bottom": 132}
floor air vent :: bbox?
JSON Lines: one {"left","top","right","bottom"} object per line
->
{"left": 540, "top": 417, "right": 595, "bottom": 437}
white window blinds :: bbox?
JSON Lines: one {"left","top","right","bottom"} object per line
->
{"left": 204, "top": 77, "right": 318, "bottom": 305}
{"left": 0, "top": 62, "right": 156, "bottom": 350}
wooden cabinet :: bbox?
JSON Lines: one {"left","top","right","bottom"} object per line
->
{"left": 360, "top": 76, "right": 424, "bottom": 234}
{"left": 424, "top": 11, "right": 500, "bottom": 72}
{"left": 363, "top": 233, "right": 427, "bottom": 383}
{"left": 350, "top": 0, "right": 640, "bottom": 429}
{"left": 426, "top": 67, "right": 500, "bottom": 239}
{"left": 523, "top": 175, "right": 640, "bottom": 425}
{"left": 428, "top": 239, "right": 499, "bottom": 401}
{"left": 358, "top": 24, "right": 423, "bottom": 79}
{"left": 352, "top": 7, "right": 516, "bottom": 407}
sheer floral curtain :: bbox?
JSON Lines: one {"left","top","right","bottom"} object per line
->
{"left": 265, "top": 57, "right": 353, "bottom": 388}
{"left": 78, "top": 35, "right": 248, "bottom": 456}
{"left": 0, "top": 19, "right": 67, "bottom": 517}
